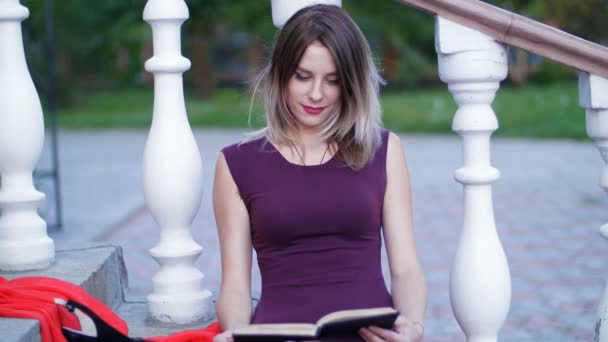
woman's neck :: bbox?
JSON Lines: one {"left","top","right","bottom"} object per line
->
{"left": 290, "top": 128, "right": 327, "bottom": 150}
{"left": 279, "top": 128, "right": 334, "bottom": 165}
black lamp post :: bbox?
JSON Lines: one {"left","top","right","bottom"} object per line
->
{"left": 44, "top": 0, "right": 63, "bottom": 230}
{"left": 26, "top": 0, "right": 63, "bottom": 230}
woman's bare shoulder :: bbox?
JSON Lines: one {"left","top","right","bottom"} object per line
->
{"left": 386, "top": 130, "right": 405, "bottom": 156}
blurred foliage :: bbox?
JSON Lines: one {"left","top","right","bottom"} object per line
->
{"left": 188, "top": 1, "right": 275, "bottom": 38}
{"left": 25, "top": 0, "right": 147, "bottom": 105}
{"left": 345, "top": 2, "right": 437, "bottom": 87}
{"left": 531, "top": 60, "right": 576, "bottom": 85}
{"left": 21, "top": 0, "right": 607, "bottom": 107}
{"left": 488, "top": 0, "right": 608, "bottom": 43}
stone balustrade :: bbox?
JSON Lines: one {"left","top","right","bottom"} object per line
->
{"left": 270, "top": 0, "right": 341, "bottom": 27}
{"left": 436, "top": 17, "right": 511, "bottom": 342}
{"left": 0, "top": 0, "right": 54, "bottom": 271}
{"left": 142, "top": 0, "right": 212, "bottom": 324}
{"left": 579, "top": 73, "right": 608, "bottom": 342}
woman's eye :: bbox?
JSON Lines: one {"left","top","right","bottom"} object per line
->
{"left": 327, "top": 79, "right": 339, "bottom": 85}
{"left": 295, "top": 73, "right": 309, "bottom": 80}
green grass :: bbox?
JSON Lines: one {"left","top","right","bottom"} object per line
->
{"left": 57, "top": 82, "right": 586, "bottom": 139}
{"left": 58, "top": 88, "right": 265, "bottom": 129}
{"left": 382, "top": 82, "right": 586, "bottom": 139}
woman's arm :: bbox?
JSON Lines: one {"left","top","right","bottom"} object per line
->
{"left": 213, "top": 152, "right": 254, "bottom": 332}
{"left": 383, "top": 132, "right": 427, "bottom": 323}
{"left": 360, "top": 132, "right": 427, "bottom": 342}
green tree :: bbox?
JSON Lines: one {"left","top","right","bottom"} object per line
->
{"left": 185, "top": 1, "right": 274, "bottom": 97}
{"left": 346, "top": 1, "right": 436, "bottom": 87}
{"left": 486, "top": 0, "right": 607, "bottom": 43}
{"left": 25, "top": 0, "right": 147, "bottom": 105}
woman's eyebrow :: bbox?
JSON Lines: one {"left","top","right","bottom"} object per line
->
{"left": 296, "top": 67, "right": 337, "bottom": 77}
{"left": 296, "top": 67, "right": 312, "bottom": 74}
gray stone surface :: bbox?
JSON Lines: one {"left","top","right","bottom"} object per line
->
{"left": 24, "top": 128, "right": 608, "bottom": 341}
{"left": 0, "top": 319, "right": 40, "bottom": 342}
{"left": 1, "top": 245, "right": 127, "bottom": 310}
{"left": 117, "top": 301, "right": 216, "bottom": 338}
{"left": 0, "top": 246, "right": 126, "bottom": 342}
{"left": 38, "top": 131, "right": 149, "bottom": 243}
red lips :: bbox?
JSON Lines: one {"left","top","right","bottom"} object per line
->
{"left": 302, "top": 105, "right": 325, "bottom": 115}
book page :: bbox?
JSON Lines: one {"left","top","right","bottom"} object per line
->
{"left": 233, "top": 323, "right": 317, "bottom": 336}
{"left": 317, "top": 307, "right": 397, "bottom": 327}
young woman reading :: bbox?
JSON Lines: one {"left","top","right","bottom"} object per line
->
{"left": 212, "top": 5, "right": 427, "bottom": 341}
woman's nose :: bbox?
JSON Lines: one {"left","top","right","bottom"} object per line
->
{"left": 309, "top": 80, "right": 323, "bottom": 102}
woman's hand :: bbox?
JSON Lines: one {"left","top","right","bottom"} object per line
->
{"left": 212, "top": 330, "right": 234, "bottom": 342}
{"left": 358, "top": 315, "right": 423, "bottom": 342}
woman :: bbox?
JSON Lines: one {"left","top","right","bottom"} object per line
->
{"left": 212, "top": 4, "right": 426, "bottom": 342}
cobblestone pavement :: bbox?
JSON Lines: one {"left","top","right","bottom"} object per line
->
{"left": 43, "top": 129, "right": 608, "bottom": 341}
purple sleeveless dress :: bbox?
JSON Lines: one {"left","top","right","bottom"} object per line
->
{"left": 221, "top": 128, "right": 393, "bottom": 324}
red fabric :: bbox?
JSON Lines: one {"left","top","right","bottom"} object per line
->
{"left": 0, "top": 277, "right": 75, "bottom": 342}
{"left": 0, "top": 276, "right": 222, "bottom": 342}
{"left": 6, "top": 276, "right": 128, "bottom": 336}
{"left": 56, "top": 305, "right": 81, "bottom": 331}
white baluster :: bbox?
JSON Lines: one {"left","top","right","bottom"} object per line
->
{"left": 143, "top": 0, "right": 211, "bottom": 324}
{"left": 579, "top": 73, "right": 608, "bottom": 342}
{"left": 270, "top": 0, "right": 341, "bottom": 28}
{"left": 0, "top": 0, "right": 54, "bottom": 270}
{"left": 436, "top": 17, "right": 510, "bottom": 342}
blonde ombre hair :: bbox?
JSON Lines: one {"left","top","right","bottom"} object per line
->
{"left": 249, "top": 4, "right": 384, "bottom": 170}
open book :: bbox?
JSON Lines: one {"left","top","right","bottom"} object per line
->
{"left": 233, "top": 307, "right": 399, "bottom": 342}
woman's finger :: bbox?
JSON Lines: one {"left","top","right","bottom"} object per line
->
{"left": 212, "top": 330, "right": 233, "bottom": 342}
{"left": 359, "top": 328, "right": 384, "bottom": 342}
{"left": 359, "top": 327, "right": 388, "bottom": 342}
{"left": 393, "top": 315, "right": 408, "bottom": 330}
{"left": 368, "top": 326, "right": 403, "bottom": 341}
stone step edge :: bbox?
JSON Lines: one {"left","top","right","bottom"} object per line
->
{"left": 0, "top": 244, "right": 129, "bottom": 342}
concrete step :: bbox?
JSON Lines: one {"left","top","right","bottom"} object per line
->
{"left": 0, "top": 245, "right": 128, "bottom": 342}
{"left": 0, "top": 244, "right": 218, "bottom": 342}
{"left": 116, "top": 301, "right": 216, "bottom": 339}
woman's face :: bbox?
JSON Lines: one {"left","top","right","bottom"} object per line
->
{"left": 285, "top": 40, "right": 341, "bottom": 135}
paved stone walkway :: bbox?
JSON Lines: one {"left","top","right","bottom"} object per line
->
{"left": 42, "top": 129, "right": 608, "bottom": 341}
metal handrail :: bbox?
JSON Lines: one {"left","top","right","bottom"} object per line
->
{"left": 397, "top": 0, "right": 608, "bottom": 78}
